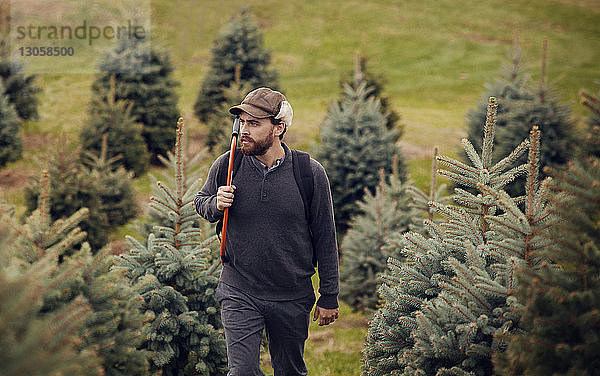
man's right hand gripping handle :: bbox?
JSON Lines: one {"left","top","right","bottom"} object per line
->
{"left": 216, "top": 185, "right": 236, "bottom": 211}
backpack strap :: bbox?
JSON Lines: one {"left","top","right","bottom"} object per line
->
{"left": 216, "top": 148, "right": 243, "bottom": 238}
{"left": 292, "top": 149, "right": 314, "bottom": 222}
{"left": 292, "top": 149, "right": 317, "bottom": 266}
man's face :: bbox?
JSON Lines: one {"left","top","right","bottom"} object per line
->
{"left": 239, "top": 112, "right": 277, "bottom": 156}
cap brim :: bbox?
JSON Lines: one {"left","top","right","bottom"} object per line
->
{"left": 229, "top": 104, "right": 272, "bottom": 118}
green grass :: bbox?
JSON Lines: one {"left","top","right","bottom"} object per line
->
{"left": 258, "top": 275, "right": 369, "bottom": 375}
{"left": 2, "top": 1, "right": 599, "bottom": 371}
{"left": 259, "top": 301, "right": 368, "bottom": 376}
{"left": 5, "top": 0, "right": 595, "bottom": 171}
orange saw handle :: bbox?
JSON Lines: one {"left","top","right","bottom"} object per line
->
{"left": 219, "top": 116, "right": 240, "bottom": 263}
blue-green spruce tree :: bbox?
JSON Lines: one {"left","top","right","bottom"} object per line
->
{"left": 463, "top": 41, "right": 575, "bottom": 197}
{"left": 315, "top": 79, "right": 405, "bottom": 234}
{"left": 92, "top": 35, "right": 179, "bottom": 162}
{"left": 0, "top": 48, "right": 40, "bottom": 121}
{"left": 114, "top": 118, "right": 227, "bottom": 376}
{"left": 80, "top": 76, "right": 150, "bottom": 177}
{"left": 0, "top": 84, "right": 21, "bottom": 167}
{"left": 494, "top": 98, "right": 600, "bottom": 376}
{"left": 194, "top": 9, "right": 279, "bottom": 124}
{"left": 339, "top": 163, "right": 418, "bottom": 313}
{"left": 362, "top": 98, "right": 552, "bottom": 375}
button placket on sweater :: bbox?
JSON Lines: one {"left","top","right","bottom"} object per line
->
{"left": 260, "top": 173, "right": 270, "bottom": 202}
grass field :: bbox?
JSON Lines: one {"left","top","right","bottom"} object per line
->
{"left": 2, "top": 0, "right": 599, "bottom": 373}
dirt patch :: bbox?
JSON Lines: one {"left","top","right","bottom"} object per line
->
{"left": 22, "top": 133, "right": 54, "bottom": 154}
{"left": 309, "top": 329, "right": 335, "bottom": 342}
{"left": 334, "top": 315, "right": 369, "bottom": 329}
{"left": 399, "top": 141, "right": 437, "bottom": 160}
{"left": 0, "top": 168, "right": 34, "bottom": 190}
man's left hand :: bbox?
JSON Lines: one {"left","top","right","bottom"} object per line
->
{"left": 313, "top": 306, "right": 339, "bottom": 326}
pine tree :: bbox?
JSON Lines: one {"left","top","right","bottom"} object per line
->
{"left": 3, "top": 173, "right": 105, "bottom": 375}
{"left": 81, "top": 76, "right": 150, "bottom": 177}
{"left": 92, "top": 35, "right": 179, "bottom": 162}
{"left": 134, "top": 131, "right": 215, "bottom": 262}
{"left": 405, "top": 147, "right": 451, "bottom": 227}
{"left": 194, "top": 9, "right": 279, "bottom": 123}
{"left": 114, "top": 118, "right": 227, "bottom": 376}
{"left": 1, "top": 206, "right": 93, "bottom": 376}
{"left": 82, "top": 135, "right": 139, "bottom": 229}
{"left": 204, "top": 67, "right": 252, "bottom": 155}
{"left": 362, "top": 98, "right": 552, "bottom": 375}
{"left": 464, "top": 39, "right": 576, "bottom": 197}
{"left": 315, "top": 79, "right": 405, "bottom": 234}
{"left": 80, "top": 246, "right": 150, "bottom": 376}
{"left": 25, "top": 135, "right": 138, "bottom": 250}
{"left": 494, "top": 103, "right": 600, "bottom": 376}
{"left": 339, "top": 53, "right": 403, "bottom": 138}
{"left": 0, "top": 47, "right": 41, "bottom": 121}
{"left": 339, "top": 162, "right": 417, "bottom": 313}
{"left": 0, "top": 84, "right": 22, "bottom": 167}
{"left": 463, "top": 31, "right": 531, "bottom": 170}
{"left": 24, "top": 139, "right": 111, "bottom": 251}
{"left": 12, "top": 171, "right": 149, "bottom": 375}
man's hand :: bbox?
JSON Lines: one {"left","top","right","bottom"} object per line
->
{"left": 216, "top": 185, "right": 236, "bottom": 211}
{"left": 313, "top": 306, "right": 339, "bottom": 326}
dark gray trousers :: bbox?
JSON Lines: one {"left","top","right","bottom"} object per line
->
{"left": 215, "top": 282, "right": 316, "bottom": 376}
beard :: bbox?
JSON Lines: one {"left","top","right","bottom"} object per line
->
{"left": 240, "top": 128, "right": 276, "bottom": 156}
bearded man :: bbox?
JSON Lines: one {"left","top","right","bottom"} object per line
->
{"left": 194, "top": 87, "right": 339, "bottom": 376}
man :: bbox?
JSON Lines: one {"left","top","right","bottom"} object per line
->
{"left": 194, "top": 87, "right": 339, "bottom": 376}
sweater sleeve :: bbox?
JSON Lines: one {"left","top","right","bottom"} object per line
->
{"left": 194, "top": 153, "right": 228, "bottom": 223}
{"left": 309, "top": 159, "right": 340, "bottom": 309}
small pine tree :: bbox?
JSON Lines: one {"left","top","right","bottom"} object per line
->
{"left": 339, "top": 53, "right": 403, "bottom": 138}
{"left": 362, "top": 98, "right": 552, "bottom": 375}
{"left": 339, "top": 164, "right": 417, "bottom": 313}
{"left": 1, "top": 206, "right": 95, "bottom": 376}
{"left": 81, "top": 76, "right": 150, "bottom": 177}
{"left": 82, "top": 135, "right": 139, "bottom": 229}
{"left": 114, "top": 118, "right": 227, "bottom": 376}
{"left": 134, "top": 132, "right": 215, "bottom": 261}
{"left": 3, "top": 173, "right": 105, "bottom": 375}
{"left": 494, "top": 105, "right": 600, "bottom": 376}
{"left": 80, "top": 246, "right": 150, "bottom": 376}
{"left": 405, "top": 147, "right": 451, "bottom": 227}
{"left": 194, "top": 9, "right": 279, "bottom": 123}
{"left": 92, "top": 36, "right": 179, "bottom": 162}
{"left": 315, "top": 79, "right": 405, "bottom": 234}
{"left": 464, "top": 39, "right": 576, "bottom": 197}
{"left": 25, "top": 136, "right": 138, "bottom": 250}
{"left": 0, "top": 84, "right": 22, "bottom": 167}
{"left": 0, "top": 47, "right": 41, "bottom": 121}
{"left": 12, "top": 171, "right": 149, "bottom": 375}
{"left": 24, "top": 139, "right": 111, "bottom": 251}
{"left": 204, "top": 68, "right": 252, "bottom": 155}
{"left": 463, "top": 32, "right": 531, "bottom": 167}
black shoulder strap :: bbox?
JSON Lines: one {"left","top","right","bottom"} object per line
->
{"left": 216, "top": 148, "right": 243, "bottom": 238}
{"left": 292, "top": 149, "right": 317, "bottom": 267}
{"left": 292, "top": 149, "right": 314, "bottom": 222}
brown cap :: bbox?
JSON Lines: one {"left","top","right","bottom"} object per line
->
{"left": 229, "top": 87, "right": 286, "bottom": 118}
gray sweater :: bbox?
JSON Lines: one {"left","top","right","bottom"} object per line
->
{"left": 194, "top": 144, "right": 339, "bottom": 309}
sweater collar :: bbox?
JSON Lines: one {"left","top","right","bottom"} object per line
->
{"left": 249, "top": 143, "right": 291, "bottom": 175}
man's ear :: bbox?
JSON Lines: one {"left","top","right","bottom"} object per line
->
{"left": 274, "top": 122, "right": 286, "bottom": 137}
